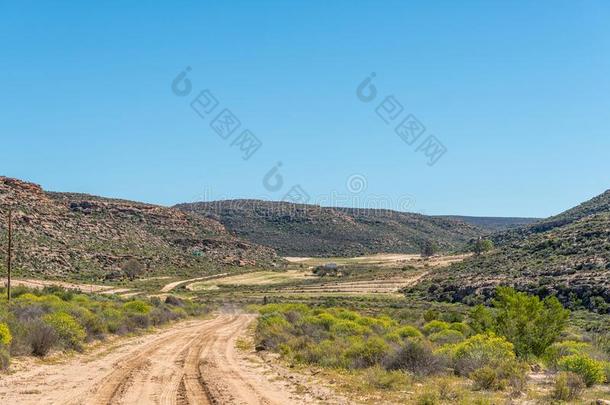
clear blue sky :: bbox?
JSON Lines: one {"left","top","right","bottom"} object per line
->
{"left": 2, "top": 1, "right": 609, "bottom": 217}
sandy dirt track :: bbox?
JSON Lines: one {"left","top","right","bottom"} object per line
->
{"left": 160, "top": 273, "right": 230, "bottom": 292}
{"left": 0, "top": 314, "right": 330, "bottom": 405}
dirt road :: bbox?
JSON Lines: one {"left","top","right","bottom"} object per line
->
{"left": 0, "top": 314, "right": 334, "bottom": 405}
{"left": 160, "top": 273, "right": 230, "bottom": 292}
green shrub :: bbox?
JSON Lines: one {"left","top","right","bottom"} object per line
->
{"left": 450, "top": 333, "right": 516, "bottom": 376}
{"left": 551, "top": 371, "right": 585, "bottom": 401}
{"left": 448, "top": 322, "right": 470, "bottom": 336}
{"left": 302, "top": 338, "right": 349, "bottom": 368}
{"left": 468, "top": 305, "right": 494, "bottom": 334}
{"left": 69, "top": 307, "right": 106, "bottom": 338}
{"left": 101, "top": 307, "right": 125, "bottom": 334}
{"left": 385, "top": 338, "right": 444, "bottom": 376}
{"left": 330, "top": 308, "right": 360, "bottom": 321}
{"left": 543, "top": 340, "right": 591, "bottom": 368}
{"left": 330, "top": 320, "right": 371, "bottom": 336}
{"left": 394, "top": 325, "right": 423, "bottom": 338}
{"left": 470, "top": 366, "right": 505, "bottom": 391}
{"left": 558, "top": 354, "right": 605, "bottom": 386}
{"left": 423, "top": 309, "right": 440, "bottom": 322}
{"left": 362, "top": 366, "right": 411, "bottom": 390}
{"left": 357, "top": 315, "right": 396, "bottom": 332}
{"left": 0, "top": 323, "right": 12, "bottom": 346}
{"left": 493, "top": 287, "right": 569, "bottom": 357}
{"left": 423, "top": 320, "right": 450, "bottom": 335}
{"left": 256, "top": 313, "right": 291, "bottom": 350}
{"left": 345, "top": 336, "right": 389, "bottom": 368}
{"left": 429, "top": 329, "right": 464, "bottom": 346}
{"left": 123, "top": 300, "right": 152, "bottom": 314}
{"left": 43, "top": 312, "right": 86, "bottom": 350}
{"left": 304, "top": 313, "right": 336, "bottom": 330}
{"left": 259, "top": 303, "right": 309, "bottom": 316}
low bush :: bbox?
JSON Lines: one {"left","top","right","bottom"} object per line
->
{"left": 429, "top": 329, "right": 464, "bottom": 346}
{"left": 384, "top": 338, "right": 444, "bottom": 376}
{"left": 423, "top": 320, "right": 450, "bottom": 335}
{"left": 449, "top": 333, "right": 516, "bottom": 376}
{"left": 123, "top": 300, "right": 152, "bottom": 315}
{"left": 558, "top": 354, "right": 606, "bottom": 386}
{"left": 164, "top": 295, "right": 184, "bottom": 306}
{"left": 27, "top": 320, "right": 58, "bottom": 357}
{"left": 362, "top": 366, "right": 411, "bottom": 390}
{"left": 551, "top": 372, "right": 585, "bottom": 401}
{"left": 543, "top": 340, "right": 591, "bottom": 369}
{"left": 394, "top": 325, "right": 423, "bottom": 338}
{"left": 43, "top": 312, "right": 86, "bottom": 350}
{"left": 470, "top": 366, "right": 505, "bottom": 390}
{"left": 345, "top": 336, "right": 389, "bottom": 368}
{"left": 256, "top": 312, "right": 292, "bottom": 350}
{"left": 448, "top": 322, "right": 471, "bottom": 336}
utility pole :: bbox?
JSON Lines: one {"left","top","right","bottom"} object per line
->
{"left": 6, "top": 209, "right": 12, "bottom": 302}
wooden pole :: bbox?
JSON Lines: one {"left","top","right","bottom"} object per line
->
{"left": 7, "top": 209, "right": 12, "bottom": 302}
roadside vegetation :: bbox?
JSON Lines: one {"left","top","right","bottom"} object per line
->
{"left": 0, "top": 286, "right": 206, "bottom": 370}
{"left": 254, "top": 287, "right": 610, "bottom": 403}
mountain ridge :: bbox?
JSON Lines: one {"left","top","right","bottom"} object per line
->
{"left": 175, "top": 199, "right": 486, "bottom": 257}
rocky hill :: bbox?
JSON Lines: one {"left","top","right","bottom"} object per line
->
{"left": 414, "top": 190, "right": 610, "bottom": 312}
{"left": 175, "top": 200, "right": 484, "bottom": 257}
{"left": 0, "top": 177, "right": 281, "bottom": 280}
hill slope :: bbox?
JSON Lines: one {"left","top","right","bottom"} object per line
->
{"left": 437, "top": 215, "right": 541, "bottom": 233}
{"left": 415, "top": 190, "right": 610, "bottom": 312}
{"left": 0, "top": 177, "right": 281, "bottom": 280}
{"left": 175, "top": 200, "right": 484, "bottom": 257}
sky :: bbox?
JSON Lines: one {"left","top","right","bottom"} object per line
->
{"left": 1, "top": 1, "right": 609, "bottom": 217}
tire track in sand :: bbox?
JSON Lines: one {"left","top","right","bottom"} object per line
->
{"left": 90, "top": 315, "right": 239, "bottom": 405}
{"left": 0, "top": 314, "right": 335, "bottom": 405}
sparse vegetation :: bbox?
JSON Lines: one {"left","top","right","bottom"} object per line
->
{"left": 253, "top": 287, "right": 609, "bottom": 402}
{"left": 552, "top": 371, "right": 585, "bottom": 401}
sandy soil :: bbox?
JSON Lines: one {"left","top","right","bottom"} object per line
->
{"left": 0, "top": 314, "right": 340, "bottom": 405}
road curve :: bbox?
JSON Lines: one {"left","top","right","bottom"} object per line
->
{"left": 0, "top": 314, "right": 303, "bottom": 405}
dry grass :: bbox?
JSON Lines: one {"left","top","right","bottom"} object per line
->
{"left": 285, "top": 253, "right": 471, "bottom": 269}
{"left": 187, "top": 270, "right": 316, "bottom": 291}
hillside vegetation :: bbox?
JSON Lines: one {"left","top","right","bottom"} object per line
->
{"left": 175, "top": 200, "right": 484, "bottom": 257}
{"left": 438, "top": 216, "right": 540, "bottom": 233}
{"left": 414, "top": 191, "right": 610, "bottom": 313}
{"left": 0, "top": 177, "right": 281, "bottom": 280}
